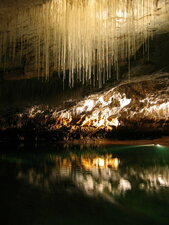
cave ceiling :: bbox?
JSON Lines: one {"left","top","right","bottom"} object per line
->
{"left": 0, "top": 0, "right": 169, "bottom": 83}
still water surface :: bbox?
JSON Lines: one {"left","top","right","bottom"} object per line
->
{"left": 0, "top": 143, "right": 169, "bottom": 225}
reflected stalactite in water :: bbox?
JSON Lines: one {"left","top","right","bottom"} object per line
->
{"left": 12, "top": 153, "right": 169, "bottom": 200}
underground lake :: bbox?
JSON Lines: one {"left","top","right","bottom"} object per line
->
{"left": 1, "top": 1, "right": 169, "bottom": 224}
{"left": 0, "top": 142, "right": 169, "bottom": 225}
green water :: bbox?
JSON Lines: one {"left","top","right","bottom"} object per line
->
{"left": 0, "top": 143, "right": 169, "bottom": 225}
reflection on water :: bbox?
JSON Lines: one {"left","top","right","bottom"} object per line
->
{"left": 1, "top": 144, "right": 169, "bottom": 225}
{"left": 1, "top": 148, "right": 168, "bottom": 201}
{"left": 17, "top": 154, "right": 121, "bottom": 198}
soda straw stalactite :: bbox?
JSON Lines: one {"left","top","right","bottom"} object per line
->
{"left": 0, "top": 0, "right": 165, "bottom": 87}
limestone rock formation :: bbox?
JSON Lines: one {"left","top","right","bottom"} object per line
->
{"left": 1, "top": 72, "right": 169, "bottom": 140}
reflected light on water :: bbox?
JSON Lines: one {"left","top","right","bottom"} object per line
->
{"left": 12, "top": 151, "right": 169, "bottom": 203}
{"left": 95, "top": 158, "right": 104, "bottom": 167}
{"left": 81, "top": 155, "right": 119, "bottom": 170}
{"left": 119, "top": 178, "right": 131, "bottom": 191}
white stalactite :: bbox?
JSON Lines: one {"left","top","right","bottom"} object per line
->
{"left": 0, "top": 0, "right": 167, "bottom": 86}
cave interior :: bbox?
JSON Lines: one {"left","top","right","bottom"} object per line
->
{"left": 1, "top": 0, "right": 169, "bottom": 141}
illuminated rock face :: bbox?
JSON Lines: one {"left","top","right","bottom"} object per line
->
{"left": 0, "top": 0, "right": 169, "bottom": 86}
{"left": 50, "top": 73, "right": 169, "bottom": 138}
{"left": 1, "top": 72, "right": 169, "bottom": 140}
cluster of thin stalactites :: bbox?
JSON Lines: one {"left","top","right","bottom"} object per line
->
{"left": 0, "top": 0, "right": 161, "bottom": 87}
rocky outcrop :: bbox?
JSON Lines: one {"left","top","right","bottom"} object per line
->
{"left": 52, "top": 72, "right": 169, "bottom": 139}
{"left": 1, "top": 72, "right": 169, "bottom": 141}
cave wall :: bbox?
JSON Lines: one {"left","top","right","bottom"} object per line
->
{"left": 1, "top": 31, "right": 169, "bottom": 111}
